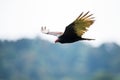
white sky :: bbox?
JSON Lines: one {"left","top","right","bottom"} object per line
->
{"left": 0, "top": 0, "right": 120, "bottom": 46}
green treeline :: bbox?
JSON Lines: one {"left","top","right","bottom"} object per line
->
{"left": 0, "top": 38, "right": 120, "bottom": 80}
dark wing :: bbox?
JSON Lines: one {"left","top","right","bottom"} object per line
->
{"left": 41, "top": 26, "right": 63, "bottom": 36}
{"left": 61, "top": 11, "right": 95, "bottom": 38}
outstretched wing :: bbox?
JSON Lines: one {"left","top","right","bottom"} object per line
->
{"left": 74, "top": 11, "right": 95, "bottom": 36}
{"left": 41, "top": 26, "right": 63, "bottom": 36}
{"left": 62, "top": 11, "right": 95, "bottom": 37}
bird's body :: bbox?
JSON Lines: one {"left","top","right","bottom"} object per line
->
{"left": 41, "top": 11, "right": 95, "bottom": 44}
{"left": 58, "top": 35, "right": 80, "bottom": 43}
{"left": 58, "top": 36, "right": 94, "bottom": 43}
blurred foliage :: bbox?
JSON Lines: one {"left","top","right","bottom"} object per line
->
{"left": 0, "top": 38, "right": 120, "bottom": 80}
{"left": 92, "top": 71, "right": 114, "bottom": 80}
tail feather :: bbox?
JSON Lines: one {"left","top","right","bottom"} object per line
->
{"left": 82, "top": 38, "right": 95, "bottom": 40}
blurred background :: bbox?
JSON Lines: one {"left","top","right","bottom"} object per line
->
{"left": 0, "top": 0, "right": 120, "bottom": 80}
{"left": 0, "top": 38, "right": 120, "bottom": 80}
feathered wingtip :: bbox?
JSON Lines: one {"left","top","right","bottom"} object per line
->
{"left": 41, "top": 26, "right": 49, "bottom": 34}
{"left": 76, "top": 11, "right": 95, "bottom": 21}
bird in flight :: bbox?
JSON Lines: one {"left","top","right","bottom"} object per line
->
{"left": 41, "top": 11, "right": 95, "bottom": 44}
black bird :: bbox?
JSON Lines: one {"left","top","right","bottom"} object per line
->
{"left": 41, "top": 11, "right": 95, "bottom": 43}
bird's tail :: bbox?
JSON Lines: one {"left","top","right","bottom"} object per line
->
{"left": 82, "top": 38, "right": 95, "bottom": 40}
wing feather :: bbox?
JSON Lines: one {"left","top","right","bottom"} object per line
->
{"left": 78, "top": 11, "right": 90, "bottom": 20}
{"left": 61, "top": 11, "right": 95, "bottom": 38}
{"left": 74, "top": 11, "right": 95, "bottom": 36}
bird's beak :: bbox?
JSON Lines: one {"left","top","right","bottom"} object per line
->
{"left": 55, "top": 39, "right": 59, "bottom": 43}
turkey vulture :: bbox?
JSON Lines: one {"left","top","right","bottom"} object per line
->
{"left": 41, "top": 11, "right": 95, "bottom": 43}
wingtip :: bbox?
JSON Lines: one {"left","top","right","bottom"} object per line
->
{"left": 41, "top": 26, "right": 49, "bottom": 34}
{"left": 76, "top": 12, "right": 84, "bottom": 20}
{"left": 77, "top": 11, "right": 95, "bottom": 21}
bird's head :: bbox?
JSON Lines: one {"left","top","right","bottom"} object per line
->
{"left": 55, "top": 39, "right": 60, "bottom": 43}
{"left": 55, "top": 38, "right": 66, "bottom": 43}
